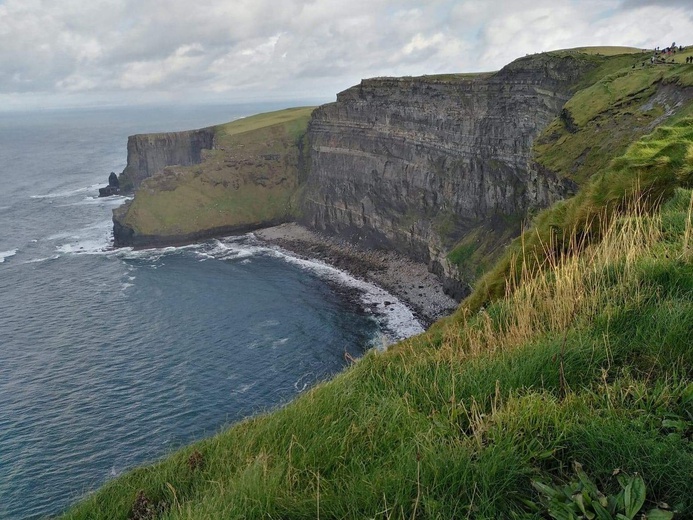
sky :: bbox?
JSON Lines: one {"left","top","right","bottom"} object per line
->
{"left": 1, "top": 0, "right": 692, "bottom": 111}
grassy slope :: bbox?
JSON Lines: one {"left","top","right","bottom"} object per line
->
{"left": 61, "top": 119, "right": 693, "bottom": 518}
{"left": 447, "top": 51, "right": 693, "bottom": 288}
{"left": 121, "top": 107, "right": 314, "bottom": 237}
{"left": 465, "top": 116, "right": 693, "bottom": 313}
{"left": 534, "top": 58, "right": 693, "bottom": 186}
{"left": 566, "top": 46, "right": 643, "bottom": 56}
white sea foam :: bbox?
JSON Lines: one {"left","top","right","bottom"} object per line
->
{"left": 276, "top": 252, "right": 424, "bottom": 344}
{"left": 110, "top": 233, "right": 424, "bottom": 344}
{"left": 232, "top": 381, "right": 258, "bottom": 395}
{"left": 54, "top": 219, "right": 114, "bottom": 256}
{"left": 30, "top": 183, "right": 103, "bottom": 199}
{"left": 294, "top": 373, "right": 314, "bottom": 392}
{"left": 60, "top": 195, "right": 131, "bottom": 207}
{"left": 0, "top": 249, "right": 17, "bottom": 263}
{"left": 115, "top": 243, "right": 197, "bottom": 263}
{"left": 209, "top": 235, "right": 424, "bottom": 344}
{"left": 21, "top": 255, "right": 60, "bottom": 265}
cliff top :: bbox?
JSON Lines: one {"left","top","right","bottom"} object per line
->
{"left": 213, "top": 106, "right": 315, "bottom": 139}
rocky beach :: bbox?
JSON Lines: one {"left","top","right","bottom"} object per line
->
{"left": 255, "top": 222, "right": 459, "bottom": 327}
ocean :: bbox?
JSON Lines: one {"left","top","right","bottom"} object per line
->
{"left": 0, "top": 104, "right": 423, "bottom": 519}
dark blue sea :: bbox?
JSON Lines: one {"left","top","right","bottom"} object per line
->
{"left": 0, "top": 104, "right": 423, "bottom": 519}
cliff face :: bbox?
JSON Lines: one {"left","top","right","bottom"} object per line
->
{"left": 301, "top": 54, "right": 598, "bottom": 297}
{"left": 112, "top": 108, "right": 314, "bottom": 247}
{"left": 120, "top": 129, "right": 215, "bottom": 190}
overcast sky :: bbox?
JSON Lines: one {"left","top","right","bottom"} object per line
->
{"left": 1, "top": 0, "right": 691, "bottom": 110}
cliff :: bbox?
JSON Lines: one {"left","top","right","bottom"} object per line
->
{"left": 113, "top": 108, "right": 313, "bottom": 247}
{"left": 301, "top": 51, "right": 693, "bottom": 297}
{"left": 302, "top": 60, "right": 579, "bottom": 296}
{"left": 120, "top": 129, "right": 215, "bottom": 191}
{"left": 67, "top": 47, "right": 693, "bottom": 519}
{"left": 112, "top": 50, "right": 693, "bottom": 296}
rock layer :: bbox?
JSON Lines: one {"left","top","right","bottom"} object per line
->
{"left": 112, "top": 108, "right": 314, "bottom": 247}
{"left": 121, "top": 129, "right": 215, "bottom": 190}
{"left": 301, "top": 54, "right": 595, "bottom": 297}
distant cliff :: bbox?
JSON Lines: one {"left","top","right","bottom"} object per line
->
{"left": 120, "top": 129, "right": 215, "bottom": 191}
{"left": 113, "top": 108, "right": 313, "bottom": 247}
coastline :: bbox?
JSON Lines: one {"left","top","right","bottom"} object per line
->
{"left": 254, "top": 223, "right": 459, "bottom": 327}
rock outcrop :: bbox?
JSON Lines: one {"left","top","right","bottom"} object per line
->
{"left": 301, "top": 54, "right": 595, "bottom": 297}
{"left": 98, "top": 172, "right": 120, "bottom": 197}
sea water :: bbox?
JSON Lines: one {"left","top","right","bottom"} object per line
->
{"left": 0, "top": 105, "right": 423, "bottom": 519}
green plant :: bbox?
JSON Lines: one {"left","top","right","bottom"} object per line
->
{"left": 532, "top": 462, "right": 674, "bottom": 520}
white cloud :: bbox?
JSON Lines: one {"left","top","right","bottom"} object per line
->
{"left": 0, "top": 0, "right": 691, "bottom": 109}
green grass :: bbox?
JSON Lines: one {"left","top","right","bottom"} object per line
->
{"left": 447, "top": 51, "right": 692, "bottom": 291}
{"left": 534, "top": 57, "right": 693, "bottom": 186}
{"left": 466, "top": 117, "right": 693, "bottom": 312}
{"left": 566, "top": 46, "right": 644, "bottom": 56}
{"left": 213, "top": 107, "right": 315, "bottom": 138}
{"left": 61, "top": 185, "right": 693, "bottom": 518}
{"left": 121, "top": 108, "right": 314, "bottom": 238}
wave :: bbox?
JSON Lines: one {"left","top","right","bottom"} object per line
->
{"left": 0, "top": 249, "right": 17, "bottom": 263}
{"left": 272, "top": 247, "right": 424, "bottom": 343}
{"left": 21, "top": 255, "right": 60, "bottom": 265}
{"left": 59, "top": 195, "right": 131, "bottom": 208}
{"left": 30, "top": 183, "right": 103, "bottom": 200}
{"left": 110, "top": 235, "right": 424, "bottom": 343}
{"left": 203, "top": 236, "right": 424, "bottom": 343}
{"left": 53, "top": 219, "right": 114, "bottom": 256}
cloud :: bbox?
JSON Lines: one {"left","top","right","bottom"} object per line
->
{"left": 0, "top": 0, "right": 692, "bottom": 109}
{"left": 620, "top": 0, "right": 693, "bottom": 9}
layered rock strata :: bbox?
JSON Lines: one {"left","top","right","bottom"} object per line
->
{"left": 301, "top": 54, "right": 595, "bottom": 297}
{"left": 120, "top": 129, "right": 215, "bottom": 190}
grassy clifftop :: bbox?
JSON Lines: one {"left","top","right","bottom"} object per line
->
{"left": 116, "top": 107, "right": 314, "bottom": 243}
{"left": 63, "top": 113, "right": 692, "bottom": 518}
{"left": 446, "top": 49, "right": 693, "bottom": 291}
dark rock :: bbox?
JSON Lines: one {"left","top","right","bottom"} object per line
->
{"left": 301, "top": 53, "right": 597, "bottom": 296}
{"left": 98, "top": 185, "right": 120, "bottom": 197}
{"left": 98, "top": 171, "right": 122, "bottom": 197}
{"left": 120, "top": 128, "right": 215, "bottom": 190}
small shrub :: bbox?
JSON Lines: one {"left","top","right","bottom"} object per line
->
{"left": 531, "top": 462, "right": 674, "bottom": 519}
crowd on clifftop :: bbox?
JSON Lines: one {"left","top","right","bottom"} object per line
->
{"left": 648, "top": 42, "right": 690, "bottom": 65}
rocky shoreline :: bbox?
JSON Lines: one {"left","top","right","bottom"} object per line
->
{"left": 254, "top": 223, "right": 459, "bottom": 327}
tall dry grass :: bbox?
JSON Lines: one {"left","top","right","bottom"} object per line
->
{"left": 440, "top": 198, "right": 666, "bottom": 361}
